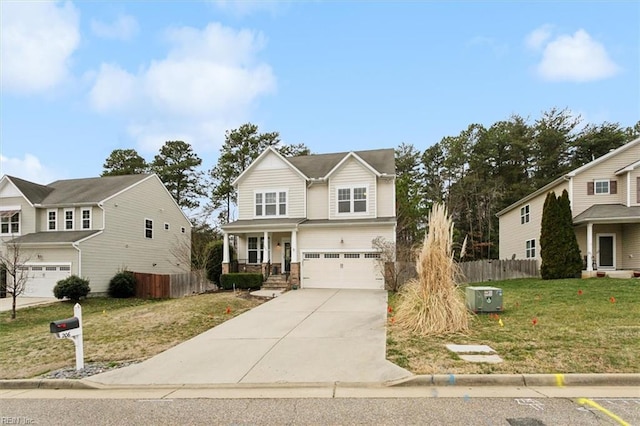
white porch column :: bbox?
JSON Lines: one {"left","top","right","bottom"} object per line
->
{"left": 586, "top": 222, "right": 593, "bottom": 272}
{"left": 291, "top": 230, "right": 298, "bottom": 262}
{"left": 222, "top": 233, "right": 230, "bottom": 263}
{"left": 264, "top": 231, "right": 270, "bottom": 262}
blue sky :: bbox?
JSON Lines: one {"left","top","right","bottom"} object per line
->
{"left": 1, "top": 1, "right": 639, "bottom": 185}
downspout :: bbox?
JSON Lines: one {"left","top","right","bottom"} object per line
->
{"left": 72, "top": 242, "right": 82, "bottom": 277}
{"left": 98, "top": 202, "right": 106, "bottom": 230}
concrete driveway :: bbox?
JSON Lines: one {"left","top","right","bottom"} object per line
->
{"left": 0, "top": 297, "right": 59, "bottom": 312}
{"left": 87, "top": 289, "right": 411, "bottom": 386}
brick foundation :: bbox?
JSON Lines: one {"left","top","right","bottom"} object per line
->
{"left": 289, "top": 262, "right": 300, "bottom": 288}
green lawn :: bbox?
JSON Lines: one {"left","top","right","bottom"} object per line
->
{"left": 0, "top": 293, "right": 263, "bottom": 379}
{"left": 386, "top": 277, "right": 640, "bottom": 374}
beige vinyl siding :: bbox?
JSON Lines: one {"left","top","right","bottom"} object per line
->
{"left": 78, "top": 176, "right": 191, "bottom": 294}
{"left": 307, "top": 184, "right": 328, "bottom": 220}
{"left": 621, "top": 223, "right": 640, "bottom": 269}
{"left": 571, "top": 144, "right": 640, "bottom": 215}
{"left": 376, "top": 178, "right": 395, "bottom": 218}
{"left": 20, "top": 247, "right": 79, "bottom": 275}
{"left": 329, "top": 158, "right": 376, "bottom": 220}
{"left": 298, "top": 224, "right": 394, "bottom": 251}
{"left": 237, "top": 153, "right": 306, "bottom": 220}
{"left": 37, "top": 206, "right": 102, "bottom": 232}
{"left": 0, "top": 196, "right": 36, "bottom": 237}
{"left": 499, "top": 181, "right": 568, "bottom": 261}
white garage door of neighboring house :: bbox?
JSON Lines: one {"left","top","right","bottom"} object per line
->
{"left": 23, "top": 264, "right": 72, "bottom": 297}
{"left": 301, "top": 252, "right": 384, "bottom": 290}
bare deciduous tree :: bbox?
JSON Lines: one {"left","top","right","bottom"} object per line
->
{"left": 0, "top": 240, "right": 31, "bottom": 319}
{"left": 371, "top": 237, "right": 416, "bottom": 292}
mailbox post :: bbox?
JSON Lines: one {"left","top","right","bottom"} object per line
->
{"left": 49, "top": 303, "right": 84, "bottom": 370}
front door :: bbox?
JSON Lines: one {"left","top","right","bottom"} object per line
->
{"left": 284, "top": 242, "right": 291, "bottom": 273}
{"left": 597, "top": 234, "right": 615, "bottom": 269}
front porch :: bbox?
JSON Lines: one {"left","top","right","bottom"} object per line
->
{"left": 581, "top": 270, "right": 640, "bottom": 279}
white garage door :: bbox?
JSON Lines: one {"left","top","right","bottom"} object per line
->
{"left": 23, "top": 264, "right": 71, "bottom": 297}
{"left": 301, "top": 252, "right": 384, "bottom": 290}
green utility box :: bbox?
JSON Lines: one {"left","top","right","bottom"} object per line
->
{"left": 465, "top": 286, "right": 503, "bottom": 313}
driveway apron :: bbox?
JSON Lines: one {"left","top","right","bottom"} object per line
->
{"left": 87, "top": 289, "right": 411, "bottom": 386}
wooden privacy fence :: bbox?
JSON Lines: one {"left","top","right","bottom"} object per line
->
{"left": 134, "top": 271, "right": 205, "bottom": 299}
{"left": 457, "top": 259, "right": 539, "bottom": 284}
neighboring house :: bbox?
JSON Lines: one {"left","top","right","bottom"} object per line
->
{"left": 221, "top": 147, "right": 396, "bottom": 289}
{"left": 497, "top": 136, "right": 640, "bottom": 273}
{"left": 0, "top": 174, "right": 191, "bottom": 297}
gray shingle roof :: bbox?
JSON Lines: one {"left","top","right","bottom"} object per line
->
{"left": 287, "top": 149, "right": 395, "bottom": 178}
{"left": 42, "top": 174, "right": 152, "bottom": 205}
{"left": 573, "top": 204, "right": 640, "bottom": 224}
{"left": 8, "top": 230, "right": 101, "bottom": 244}
{"left": 6, "top": 176, "right": 54, "bottom": 204}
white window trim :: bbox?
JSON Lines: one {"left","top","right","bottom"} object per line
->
{"left": 594, "top": 179, "right": 610, "bottom": 195}
{"left": 336, "top": 184, "right": 369, "bottom": 215}
{"left": 520, "top": 205, "right": 530, "bottom": 224}
{"left": 64, "top": 208, "right": 74, "bottom": 231}
{"left": 525, "top": 239, "right": 536, "bottom": 258}
{"left": 81, "top": 208, "right": 92, "bottom": 230}
{"left": 47, "top": 209, "right": 57, "bottom": 231}
{"left": 253, "top": 189, "right": 289, "bottom": 218}
{"left": 0, "top": 209, "right": 21, "bottom": 235}
{"left": 144, "top": 218, "right": 153, "bottom": 239}
{"left": 164, "top": 222, "right": 170, "bottom": 231}
{"left": 247, "top": 235, "right": 269, "bottom": 264}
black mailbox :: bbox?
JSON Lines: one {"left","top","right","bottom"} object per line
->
{"left": 50, "top": 317, "right": 80, "bottom": 333}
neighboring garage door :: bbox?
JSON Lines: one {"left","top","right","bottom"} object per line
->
{"left": 301, "top": 252, "right": 384, "bottom": 290}
{"left": 23, "top": 264, "right": 72, "bottom": 297}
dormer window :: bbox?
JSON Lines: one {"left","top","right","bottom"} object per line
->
{"left": 338, "top": 186, "right": 368, "bottom": 214}
{"left": 255, "top": 190, "right": 287, "bottom": 217}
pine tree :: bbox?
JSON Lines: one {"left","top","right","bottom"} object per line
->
{"left": 540, "top": 191, "right": 560, "bottom": 279}
{"left": 557, "top": 189, "right": 583, "bottom": 277}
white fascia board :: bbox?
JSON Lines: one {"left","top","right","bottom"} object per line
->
{"left": 232, "top": 146, "right": 309, "bottom": 187}
{"left": 323, "top": 152, "right": 380, "bottom": 179}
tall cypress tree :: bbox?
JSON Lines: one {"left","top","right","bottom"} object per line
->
{"left": 540, "top": 191, "right": 560, "bottom": 279}
{"left": 557, "top": 190, "right": 583, "bottom": 277}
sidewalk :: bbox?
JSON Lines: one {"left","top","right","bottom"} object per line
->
{"left": 0, "top": 297, "right": 59, "bottom": 312}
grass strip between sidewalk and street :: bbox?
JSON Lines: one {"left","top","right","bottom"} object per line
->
{"left": 0, "top": 292, "right": 264, "bottom": 379}
{"left": 386, "top": 277, "right": 640, "bottom": 375}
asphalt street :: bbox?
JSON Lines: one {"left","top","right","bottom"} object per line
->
{"left": 1, "top": 388, "right": 638, "bottom": 425}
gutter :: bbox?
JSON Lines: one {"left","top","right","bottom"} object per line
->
{"left": 72, "top": 242, "right": 82, "bottom": 277}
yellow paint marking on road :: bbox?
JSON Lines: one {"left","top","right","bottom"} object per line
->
{"left": 554, "top": 374, "right": 564, "bottom": 387}
{"left": 577, "top": 398, "right": 631, "bottom": 426}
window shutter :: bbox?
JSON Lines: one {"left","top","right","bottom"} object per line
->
{"left": 587, "top": 182, "right": 594, "bottom": 195}
{"left": 610, "top": 180, "right": 617, "bottom": 194}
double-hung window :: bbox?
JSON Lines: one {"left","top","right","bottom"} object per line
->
{"left": 81, "top": 208, "right": 91, "bottom": 229}
{"left": 145, "top": 219, "right": 153, "bottom": 239}
{"left": 337, "top": 186, "right": 367, "bottom": 214}
{"left": 64, "top": 209, "right": 74, "bottom": 230}
{"left": 255, "top": 191, "right": 287, "bottom": 217}
{"left": 248, "top": 236, "right": 265, "bottom": 264}
{"left": 0, "top": 212, "right": 20, "bottom": 235}
{"left": 48, "top": 210, "right": 57, "bottom": 231}
{"left": 594, "top": 180, "right": 610, "bottom": 194}
{"left": 520, "top": 205, "right": 530, "bottom": 224}
{"left": 526, "top": 239, "right": 536, "bottom": 258}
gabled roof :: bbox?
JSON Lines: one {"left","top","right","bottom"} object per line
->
{"left": 232, "top": 147, "right": 308, "bottom": 186}
{"left": 42, "top": 174, "right": 153, "bottom": 205}
{"left": 3, "top": 176, "right": 54, "bottom": 204}
{"left": 497, "top": 136, "right": 640, "bottom": 217}
{"left": 288, "top": 148, "right": 395, "bottom": 179}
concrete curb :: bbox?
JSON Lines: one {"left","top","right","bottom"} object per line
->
{"left": 388, "top": 373, "right": 640, "bottom": 387}
{"left": 0, "top": 379, "right": 98, "bottom": 390}
{"left": 2, "top": 374, "right": 640, "bottom": 391}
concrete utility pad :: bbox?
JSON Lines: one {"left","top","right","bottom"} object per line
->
{"left": 446, "top": 344, "right": 496, "bottom": 354}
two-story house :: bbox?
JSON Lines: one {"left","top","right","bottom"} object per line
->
{"left": 497, "top": 136, "right": 640, "bottom": 274}
{"left": 220, "top": 147, "right": 396, "bottom": 289}
{"left": 0, "top": 174, "right": 191, "bottom": 297}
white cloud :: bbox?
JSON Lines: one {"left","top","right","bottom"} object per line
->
{"left": 91, "top": 15, "right": 139, "bottom": 41}
{"left": 89, "top": 64, "right": 137, "bottom": 112}
{"left": 88, "top": 22, "right": 276, "bottom": 153}
{"left": 0, "top": 0, "right": 80, "bottom": 94}
{"left": 527, "top": 28, "right": 619, "bottom": 82}
{"left": 0, "top": 154, "right": 59, "bottom": 184}
{"left": 525, "top": 24, "right": 552, "bottom": 50}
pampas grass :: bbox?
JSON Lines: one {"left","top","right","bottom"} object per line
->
{"left": 395, "top": 203, "right": 470, "bottom": 336}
